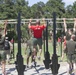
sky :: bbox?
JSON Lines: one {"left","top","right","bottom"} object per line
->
{"left": 26, "top": 0, "right": 76, "bottom": 6}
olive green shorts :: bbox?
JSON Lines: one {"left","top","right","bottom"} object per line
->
{"left": 66, "top": 54, "right": 75, "bottom": 63}
{"left": 0, "top": 50, "right": 6, "bottom": 61}
{"left": 32, "top": 38, "right": 42, "bottom": 46}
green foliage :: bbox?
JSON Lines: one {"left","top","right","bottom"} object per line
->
{"left": 21, "top": 24, "right": 30, "bottom": 40}
{"left": 30, "top": 1, "right": 45, "bottom": 18}
{"left": 0, "top": 0, "right": 76, "bottom": 19}
{"left": 72, "top": 2, "right": 76, "bottom": 17}
{"left": 45, "top": 0, "right": 65, "bottom": 18}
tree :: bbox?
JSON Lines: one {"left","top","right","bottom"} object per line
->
{"left": 30, "top": 1, "right": 45, "bottom": 18}
{"left": 72, "top": 1, "right": 76, "bottom": 17}
{"left": 44, "top": 0, "right": 65, "bottom": 18}
{"left": 0, "top": 0, "right": 28, "bottom": 19}
{"left": 65, "top": 5, "right": 73, "bottom": 18}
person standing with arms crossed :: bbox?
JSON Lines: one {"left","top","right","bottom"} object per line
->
{"left": 28, "top": 19, "right": 46, "bottom": 60}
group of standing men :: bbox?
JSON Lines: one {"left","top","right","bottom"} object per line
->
{"left": 25, "top": 18, "right": 76, "bottom": 70}
{"left": 1, "top": 18, "right": 76, "bottom": 75}
{"left": 63, "top": 18, "right": 76, "bottom": 74}
{"left": 26, "top": 18, "right": 76, "bottom": 75}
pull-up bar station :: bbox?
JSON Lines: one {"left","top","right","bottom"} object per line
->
{"left": 0, "top": 17, "right": 76, "bottom": 75}
{"left": 0, "top": 18, "right": 76, "bottom": 24}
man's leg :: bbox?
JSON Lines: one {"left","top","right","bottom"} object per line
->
{"left": 37, "top": 38, "right": 42, "bottom": 60}
{"left": 1, "top": 61, "right": 6, "bottom": 75}
{"left": 68, "top": 62, "right": 73, "bottom": 74}
{"left": 31, "top": 47, "right": 37, "bottom": 62}
{"left": 26, "top": 56, "right": 30, "bottom": 68}
{"left": 6, "top": 54, "right": 10, "bottom": 64}
{"left": 37, "top": 46, "right": 42, "bottom": 60}
{"left": 26, "top": 48, "right": 31, "bottom": 68}
{"left": 68, "top": 55, "right": 74, "bottom": 74}
{"left": 31, "top": 47, "right": 37, "bottom": 67}
{"left": 1, "top": 51, "right": 6, "bottom": 75}
{"left": 32, "top": 38, "right": 37, "bottom": 62}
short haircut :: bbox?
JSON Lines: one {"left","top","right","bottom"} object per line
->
{"left": 36, "top": 20, "right": 40, "bottom": 24}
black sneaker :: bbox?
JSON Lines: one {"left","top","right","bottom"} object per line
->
{"left": 31, "top": 61, "right": 37, "bottom": 68}
{"left": 30, "top": 62, "right": 34, "bottom": 68}
{"left": 34, "top": 61, "right": 37, "bottom": 67}
{"left": 26, "top": 65, "right": 29, "bottom": 68}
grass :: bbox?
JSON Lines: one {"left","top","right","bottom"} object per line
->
{"left": 10, "top": 42, "right": 67, "bottom": 65}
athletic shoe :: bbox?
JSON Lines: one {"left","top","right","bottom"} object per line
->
{"left": 30, "top": 61, "right": 37, "bottom": 68}
{"left": 26, "top": 65, "right": 29, "bottom": 68}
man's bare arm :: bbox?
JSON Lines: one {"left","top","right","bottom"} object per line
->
{"left": 42, "top": 18, "right": 46, "bottom": 26}
{"left": 63, "top": 18, "right": 67, "bottom": 32}
{"left": 3, "top": 20, "right": 8, "bottom": 37}
{"left": 28, "top": 19, "right": 32, "bottom": 28}
{"left": 73, "top": 18, "right": 76, "bottom": 31}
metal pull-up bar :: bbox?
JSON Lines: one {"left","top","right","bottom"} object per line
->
{"left": 0, "top": 18, "right": 76, "bottom": 24}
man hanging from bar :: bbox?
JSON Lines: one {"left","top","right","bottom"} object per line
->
{"left": 61, "top": 18, "right": 75, "bottom": 60}
{"left": 28, "top": 18, "right": 46, "bottom": 61}
{"left": 63, "top": 18, "right": 76, "bottom": 40}
{"left": 63, "top": 18, "right": 76, "bottom": 74}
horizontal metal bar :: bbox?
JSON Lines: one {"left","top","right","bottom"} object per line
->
{"left": 49, "top": 28, "right": 73, "bottom": 30}
{"left": 49, "top": 22, "right": 74, "bottom": 24}
{"left": 0, "top": 22, "right": 75, "bottom": 24}
{"left": 20, "top": 18, "right": 76, "bottom": 21}
{"left": 0, "top": 18, "right": 76, "bottom": 24}
{"left": 0, "top": 18, "right": 76, "bottom": 21}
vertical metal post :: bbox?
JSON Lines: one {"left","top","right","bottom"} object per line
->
{"left": 17, "top": 12, "right": 21, "bottom": 55}
{"left": 53, "top": 13, "right": 56, "bottom": 55}
{"left": 46, "top": 21, "right": 48, "bottom": 52}
{"left": 15, "top": 12, "right": 25, "bottom": 75}
{"left": 43, "top": 29, "right": 46, "bottom": 58}
{"left": 43, "top": 20, "right": 51, "bottom": 69}
{"left": 60, "top": 31, "right": 63, "bottom": 57}
{"left": 12, "top": 37, "right": 14, "bottom": 58}
{"left": 11, "top": 24, "right": 15, "bottom": 59}
{"left": 50, "top": 12, "right": 60, "bottom": 75}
